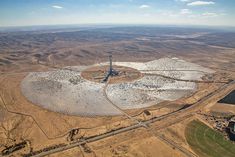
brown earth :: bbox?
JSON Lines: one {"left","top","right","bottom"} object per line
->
{"left": 81, "top": 65, "right": 142, "bottom": 84}
{"left": 210, "top": 103, "right": 235, "bottom": 115}
{"left": 1, "top": 27, "right": 235, "bottom": 156}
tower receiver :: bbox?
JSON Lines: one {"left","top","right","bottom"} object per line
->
{"left": 102, "top": 53, "right": 119, "bottom": 82}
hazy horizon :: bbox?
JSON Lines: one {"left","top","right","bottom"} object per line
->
{"left": 1, "top": 0, "right": 235, "bottom": 27}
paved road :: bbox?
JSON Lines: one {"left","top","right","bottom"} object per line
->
{"left": 28, "top": 80, "right": 235, "bottom": 157}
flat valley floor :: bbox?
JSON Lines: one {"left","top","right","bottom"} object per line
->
{"left": 1, "top": 26, "right": 235, "bottom": 157}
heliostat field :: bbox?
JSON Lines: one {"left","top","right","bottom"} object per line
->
{"left": 21, "top": 58, "right": 214, "bottom": 116}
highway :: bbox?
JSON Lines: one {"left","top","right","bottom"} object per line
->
{"left": 27, "top": 80, "right": 235, "bottom": 157}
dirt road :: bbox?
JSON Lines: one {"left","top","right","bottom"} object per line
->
{"left": 28, "top": 80, "right": 235, "bottom": 157}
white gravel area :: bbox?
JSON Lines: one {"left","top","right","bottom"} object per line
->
{"left": 21, "top": 58, "right": 214, "bottom": 116}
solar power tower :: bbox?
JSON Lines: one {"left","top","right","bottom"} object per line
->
{"left": 102, "top": 53, "right": 119, "bottom": 82}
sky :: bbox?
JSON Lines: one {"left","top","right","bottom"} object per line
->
{"left": 0, "top": 0, "right": 235, "bottom": 27}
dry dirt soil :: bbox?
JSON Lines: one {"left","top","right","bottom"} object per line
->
{"left": 0, "top": 26, "right": 235, "bottom": 156}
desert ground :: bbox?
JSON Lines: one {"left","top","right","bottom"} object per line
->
{"left": 0, "top": 26, "right": 235, "bottom": 157}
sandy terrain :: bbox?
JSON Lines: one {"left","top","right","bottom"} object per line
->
{"left": 0, "top": 26, "right": 235, "bottom": 156}
{"left": 211, "top": 103, "right": 235, "bottom": 114}
{"left": 90, "top": 128, "right": 186, "bottom": 157}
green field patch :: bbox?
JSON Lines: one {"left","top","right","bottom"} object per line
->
{"left": 185, "top": 120, "right": 235, "bottom": 157}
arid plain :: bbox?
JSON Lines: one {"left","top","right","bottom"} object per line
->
{"left": 1, "top": 26, "right": 235, "bottom": 157}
